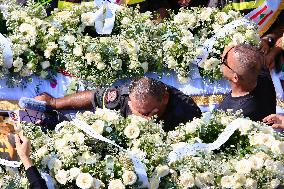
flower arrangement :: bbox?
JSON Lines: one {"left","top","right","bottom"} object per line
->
{"left": 0, "top": 0, "right": 260, "bottom": 87}
{"left": 1, "top": 109, "right": 282, "bottom": 188}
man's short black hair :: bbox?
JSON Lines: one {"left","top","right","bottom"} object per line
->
{"left": 129, "top": 77, "right": 167, "bottom": 102}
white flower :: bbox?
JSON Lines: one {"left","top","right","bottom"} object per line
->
{"left": 122, "top": 171, "right": 137, "bottom": 185}
{"left": 216, "top": 12, "right": 231, "bottom": 25}
{"left": 108, "top": 179, "right": 125, "bottom": 189}
{"left": 40, "top": 61, "right": 50, "bottom": 69}
{"left": 35, "top": 146, "right": 48, "bottom": 158}
{"left": 200, "top": 8, "right": 213, "bottom": 21}
{"left": 121, "top": 17, "right": 131, "bottom": 25}
{"left": 245, "top": 178, "right": 257, "bottom": 189}
{"left": 167, "top": 56, "right": 178, "bottom": 69}
{"left": 97, "top": 62, "right": 106, "bottom": 70}
{"left": 64, "top": 34, "right": 76, "bottom": 44}
{"left": 270, "top": 178, "right": 280, "bottom": 189}
{"left": 184, "top": 118, "right": 203, "bottom": 134}
{"left": 203, "top": 57, "right": 219, "bottom": 70}
{"left": 221, "top": 176, "right": 233, "bottom": 188}
{"left": 156, "top": 165, "right": 170, "bottom": 178}
{"left": 124, "top": 124, "right": 140, "bottom": 139}
{"left": 245, "top": 29, "right": 260, "bottom": 45}
{"left": 69, "top": 167, "right": 81, "bottom": 180}
{"left": 81, "top": 12, "right": 96, "bottom": 26}
{"left": 13, "top": 57, "right": 23, "bottom": 70}
{"left": 73, "top": 45, "right": 83, "bottom": 57}
{"left": 48, "top": 158, "right": 62, "bottom": 170}
{"left": 173, "top": 12, "right": 196, "bottom": 28}
{"left": 19, "top": 23, "right": 36, "bottom": 36}
{"left": 73, "top": 132, "right": 85, "bottom": 145}
{"left": 235, "top": 159, "right": 252, "bottom": 174}
{"left": 271, "top": 140, "right": 284, "bottom": 155}
{"left": 232, "top": 32, "right": 245, "bottom": 45}
{"left": 177, "top": 74, "right": 188, "bottom": 84}
{"left": 195, "top": 172, "right": 214, "bottom": 188}
{"left": 163, "top": 40, "right": 175, "bottom": 51}
{"left": 248, "top": 155, "right": 264, "bottom": 170}
{"left": 55, "top": 139, "right": 67, "bottom": 150}
{"left": 232, "top": 173, "right": 246, "bottom": 188}
{"left": 238, "top": 119, "right": 253, "bottom": 135}
{"left": 76, "top": 173, "right": 94, "bottom": 189}
{"left": 179, "top": 172, "right": 195, "bottom": 188}
{"left": 55, "top": 169, "right": 69, "bottom": 185}
{"left": 91, "top": 120, "right": 105, "bottom": 135}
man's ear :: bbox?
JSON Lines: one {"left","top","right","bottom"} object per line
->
{"left": 231, "top": 73, "right": 240, "bottom": 83}
{"left": 162, "top": 91, "right": 170, "bottom": 105}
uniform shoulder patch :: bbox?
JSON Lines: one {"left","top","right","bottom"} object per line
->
{"left": 105, "top": 89, "right": 118, "bottom": 103}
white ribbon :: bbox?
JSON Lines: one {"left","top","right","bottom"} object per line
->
{"left": 168, "top": 118, "right": 245, "bottom": 163}
{"left": 0, "top": 158, "right": 21, "bottom": 167}
{"left": 192, "top": 18, "right": 253, "bottom": 67}
{"left": 93, "top": 0, "right": 120, "bottom": 34}
{"left": 72, "top": 118, "right": 149, "bottom": 188}
{"left": 0, "top": 33, "right": 13, "bottom": 68}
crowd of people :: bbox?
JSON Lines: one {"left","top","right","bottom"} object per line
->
{"left": 8, "top": 0, "right": 284, "bottom": 188}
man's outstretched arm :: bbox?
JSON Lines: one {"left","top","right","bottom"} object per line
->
{"left": 34, "top": 91, "right": 95, "bottom": 110}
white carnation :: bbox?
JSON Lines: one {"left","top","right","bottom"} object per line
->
{"left": 76, "top": 173, "right": 94, "bottom": 189}
{"left": 121, "top": 17, "right": 131, "bottom": 25}
{"left": 203, "top": 57, "right": 219, "bottom": 70}
{"left": 73, "top": 45, "right": 83, "bottom": 57}
{"left": 124, "top": 124, "right": 140, "bottom": 139}
{"left": 271, "top": 140, "right": 284, "bottom": 155}
{"left": 249, "top": 155, "right": 264, "bottom": 170}
{"left": 122, "top": 171, "right": 137, "bottom": 185}
{"left": 232, "top": 32, "right": 245, "bottom": 45}
{"left": 221, "top": 176, "right": 233, "bottom": 188}
{"left": 55, "top": 169, "right": 69, "bottom": 185}
{"left": 108, "top": 179, "right": 125, "bottom": 189}
{"left": 19, "top": 23, "right": 36, "bottom": 36}
{"left": 35, "top": 146, "right": 48, "bottom": 158}
{"left": 81, "top": 12, "right": 96, "bottom": 26}
{"left": 13, "top": 57, "right": 23, "bottom": 70}
{"left": 64, "top": 34, "right": 76, "bottom": 44}
{"left": 195, "top": 172, "right": 214, "bottom": 188}
{"left": 238, "top": 119, "right": 253, "bottom": 135}
{"left": 167, "top": 56, "right": 178, "bottom": 69}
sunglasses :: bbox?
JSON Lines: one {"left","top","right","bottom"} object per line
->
{"left": 221, "top": 46, "right": 240, "bottom": 76}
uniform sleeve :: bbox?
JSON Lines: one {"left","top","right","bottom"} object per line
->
{"left": 92, "top": 86, "right": 124, "bottom": 110}
{"left": 26, "top": 166, "right": 48, "bottom": 189}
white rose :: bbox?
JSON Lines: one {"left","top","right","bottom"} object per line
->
{"left": 203, "top": 57, "right": 219, "bottom": 70}
{"left": 19, "top": 23, "right": 36, "bottom": 36}
{"left": 179, "top": 172, "right": 195, "bottom": 188}
{"left": 76, "top": 173, "right": 94, "bottom": 189}
{"left": 55, "top": 169, "right": 69, "bottom": 185}
{"left": 221, "top": 176, "right": 233, "bottom": 188}
{"left": 238, "top": 119, "right": 253, "bottom": 135}
{"left": 40, "top": 61, "right": 50, "bottom": 69}
{"left": 121, "top": 17, "right": 131, "bottom": 25}
{"left": 81, "top": 12, "right": 96, "bottom": 26}
{"left": 122, "top": 171, "right": 137, "bottom": 185}
{"left": 108, "top": 179, "right": 125, "bottom": 189}
{"left": 235, "top": 159, "right": 252, "bottom": 174}
{"left": 249, "top": 155, "right": 264, "bottom": 170}
{"left": 156, "top": 165, "right": 170, "bottom": 178}
{"left": 163, "top": 40, "right": 175, "bottom": 51}
{"left": 55, "top": 139, "right": 67, "bottom": 150}
{"left": 271, "top": 140, "right": 284, "bottom": 154}
{"left": 232, "top": 173, "right": 246, "bottom": 188}
{"left": 195, "top": 172, "right": 214, "bottom": 188}
{"left": 35, "top": 146, "right": 48, "bottom": 158}
{"left": 245, "top": 178, "right": 257, "bottom": 189}
{"left": 73, "top": 45, "right": 83, "bottom": 57}
{"left": 200, "top": 8, "right": 213, "bottom": 21}
{"left": 73, "top": 132, "right": 85, "bottom": 145}
{"left": 270, "top": 178, "right": 280, "bottom": 189}
{"left": 124, "top": 124, "right": 140, "bottom": 139}
{"left": 91, "top": 120, "right": 105, "bottom": 135}
{"left": 64, "top": 34, "right": 76, "bottom": 44}
{"left": 69, "top": 167, "right": 81, "bottom": 180}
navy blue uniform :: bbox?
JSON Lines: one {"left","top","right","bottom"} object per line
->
{"left": 92, "top": 84, "right": 202, "bottom": 131}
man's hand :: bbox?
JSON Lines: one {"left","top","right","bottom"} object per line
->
{"left": 15, "top": 134, "right": 33, "bottom": 170}
{"left": 178, "top": 0, "right": 191, "bottom": 6}
{"left": 34, "top": 92, "right": 56, "bottom": 108}
{"left": 263, "top": 114, "right": 284, "bottom": 129}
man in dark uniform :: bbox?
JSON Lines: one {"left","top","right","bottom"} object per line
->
{"left": 35, "top": 77, "right": 202, "bottom": 131}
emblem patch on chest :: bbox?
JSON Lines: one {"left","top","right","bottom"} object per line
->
{"left": 105, "top": 90, "right": 118, "bottom": 103}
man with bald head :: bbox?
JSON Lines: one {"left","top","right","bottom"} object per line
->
{"left": 217, "top": 44, "right": 276, "bottom": 121}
